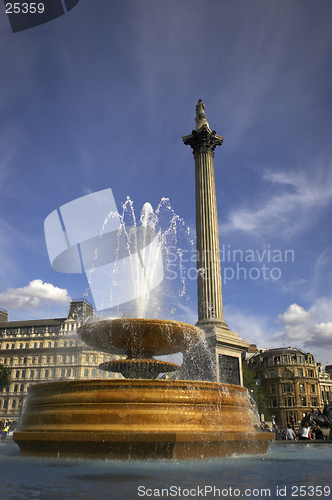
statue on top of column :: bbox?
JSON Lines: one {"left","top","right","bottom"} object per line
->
{"left": 195, "top": 99, "right": 210, "bottom": 131}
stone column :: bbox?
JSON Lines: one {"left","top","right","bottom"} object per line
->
{"left": 182, "top": 100, "right": 249, "bottom": 384}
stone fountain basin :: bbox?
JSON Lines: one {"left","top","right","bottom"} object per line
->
{"left": 77, "top": 318, "right": 204, "bottom": 358}
{"left": 14, "top": 379, "right": 273, "bottom": 459}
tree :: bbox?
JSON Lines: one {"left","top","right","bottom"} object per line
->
{"left": 0, "top": 364, "right": 11, "bottom": 391}
{"left": 242, "top": 364, "right": 272, "bottom": 421}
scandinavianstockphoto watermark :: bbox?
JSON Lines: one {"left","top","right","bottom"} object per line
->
{"left": 166, "top": 245, "right": 295, "bottom": 284}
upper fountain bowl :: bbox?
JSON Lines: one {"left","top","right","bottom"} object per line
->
{"left": 77, "top": 318, "right": 204, "bottom": 359}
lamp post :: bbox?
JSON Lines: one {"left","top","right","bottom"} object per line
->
{"left": 254, "top": 374, "right": 262, "bottom": 422}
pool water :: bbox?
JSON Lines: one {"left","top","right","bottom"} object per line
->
{"left": 1, "top": 441, "right": 331, "bottom": 500}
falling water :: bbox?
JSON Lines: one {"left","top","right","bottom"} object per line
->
{"left": 85, "top": 197, "right": 196, "bottom": 322}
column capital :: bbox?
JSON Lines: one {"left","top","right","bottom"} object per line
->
{"left": 182, "top": 126, "right": 223, "bottom": 155}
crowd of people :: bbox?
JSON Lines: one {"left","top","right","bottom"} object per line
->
{"left": 0, "top": 420, "right": 17, "bottom": 440}
{"left": 272, "top": 421, "right": 332, "bottom": 441}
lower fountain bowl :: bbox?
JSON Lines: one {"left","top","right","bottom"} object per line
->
{"left": 14, "top": 379, "right": 273, "bottom": 459}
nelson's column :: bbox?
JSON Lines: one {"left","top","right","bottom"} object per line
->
{"left": 183, "top": 100, "right": 249, "bottom": 384}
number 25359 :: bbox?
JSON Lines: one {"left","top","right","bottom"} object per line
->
{"left": 5, "top": 3, "right": 45, "bottom": 14}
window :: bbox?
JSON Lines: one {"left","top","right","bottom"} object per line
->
{"left": 73, "top": 355, "right": 77, "bottom": 363}
{"left": 85, "top": 355, "right": 89, "bottom": 363}
{"left": 268, "top": 358, "right": 273, "bottom": 365}
{"left": 48, "top": 342, "right": 52, "bottom": 348}
{"left": 62, "top": 355, "right": 66, "bottom": 363}
{"left": 283, "top": 371, "right": 290, "bottom": 378}
{"left": 19, "top": 343, "right": 23, "bottom": 349}
{"left": 30, "top": 370, "right": 34, "bottom": 378}
{"left": 285, "top": 398, "right": 293, "bottom": 407}
{"left": 11, "top": 400, "right": 16, "bottom": 409}
{"left": 298, "top": 369, "right": 304, "bottom": 377}
{"left": 25, "top": 343, "right": 29, "bottom": 348}
{"left": 84, "top": 369, "right": 89, "bottom": 377}
{"left": 15, "top": 371, "right": 19, "bottom": 378}
{"left": 283, "top": 383, "right": 293, "bottom": 393}
{"left": 20, "top": 385, "right": 24, "bottom": 392}
{"left": 311, "top": 385, "right": 316, "bottom": 393}
{"left": 297, "top": 356, "right": 302, "bottom": 363}
{"left": 92, "top": 356, "right": 97, "bottom": 364}
{"left": 11, "top": 344, "right": 15, "bottom": 349}
{"left": 301, "top": 396, "right": 307, "bottom": 406}
{"left": 72, "top": 369, "right": 76, "bottom": 378}
{"left": 14, "top": 385, "right": 18, "bottom": 392}
{"left": 271, "top": 399, "right": 277, "bottom": 408}
{"left": 91, "top": 369, "right": 96, "bottom": 378}
{"left": 3, "top": 400, "right": 8, "bottom": 409}
{"left": 270, "top": 384, "right": 276, "bottom": 394}
{"left": 45, "top": 370, "right": 49, "bottom": 378}
{"left": 60, "top": 369, "right": 65, "bottom": 377}
{"left": 34, "top": 343, "right": 37, "bottom": 348}
{"left": 21, "top": 371, "right": 25, "bottom": 378}
{"left": 269, "top": 370, "right": 275, "bottom": 378}
{"left": 283, "top": 356, "right": 288, "bottom": 363}
{"left": 66, "top": 369, "right": 71, "bottom": 377}
{"left": 39, "top": 342, "right": 43, "bottom": 348}
{"left": 67, "top": 355, "right": 72, "bottom": 363}
{"left": 35, "top": 370, "right": 40, "bottom": 379}
{"left": 299, "top": 384, "right": 305, "bottom": 392}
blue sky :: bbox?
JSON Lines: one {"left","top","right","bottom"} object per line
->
{"left": 0, "top": 1, "right": 332, "bottom": 365}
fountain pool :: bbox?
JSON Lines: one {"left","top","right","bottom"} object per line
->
{"left": 1, "top": 441, "right": 331, "bottom": 500}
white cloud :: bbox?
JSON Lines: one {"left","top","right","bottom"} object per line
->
{"left": 0, "top": 279, "right": 71, "bottom": 310}
{"left": 311, "top": 322, "right": 332, "bottom": 347}
{"left": 220, "top": 167, "right": 332, "bottom": 239}
{"left": 275, "top": 296, "right": 332, "bottom": 350}
{"left": 277, "top": 303, "right": 315, "bottom": 325}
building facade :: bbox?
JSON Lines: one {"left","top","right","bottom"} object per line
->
{"left": 0, "top": 300, "right": 121, "bottom": 421}
{"left": 246, "top": 347, "right": 320, "bottom": 427}
{"left": 317, "top": 363, "right": 332, "bottom": 405}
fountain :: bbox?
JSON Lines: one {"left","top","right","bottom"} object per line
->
{"left": 13, "top": 101, "right": 273, "bottom": 459}
{"left": 13, "top": 316, "right": 272, "bottom": 459}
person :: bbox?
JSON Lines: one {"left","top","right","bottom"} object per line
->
{"left": 300, "top": 421, "right": 312, "bottom": 440}
{"left": 290, "top": 416, "right": 295, "bottom": 431}
{"left": 273, "top": 424, "right": 280, "bottom": 440}
{"left": 314, "top": 425, "right": 324, "bottom": 440}
{"left": 286, "top": 423, "right": 296, "bottom": 440}
{"left": 1, "top": 424, "right": 9, "bottom": 440}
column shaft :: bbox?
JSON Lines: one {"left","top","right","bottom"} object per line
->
{"left": 195, "top": 150, "right": 223, "bottom": 321}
